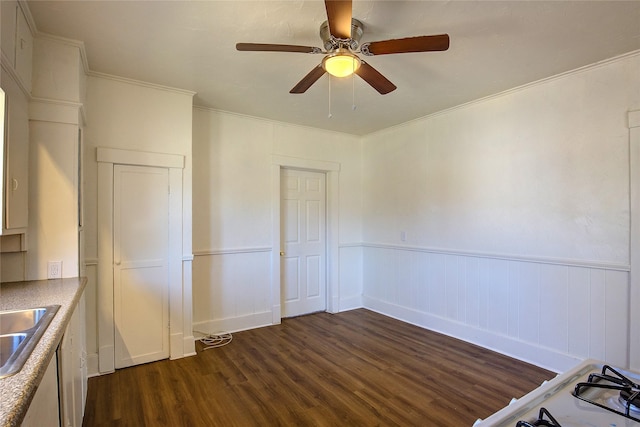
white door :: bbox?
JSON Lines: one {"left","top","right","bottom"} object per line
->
{"left": 281, "top": 169, "right": 327, "bottom": 317}
{"left": 113, "top": 165, "right": 170, "bottom": 369}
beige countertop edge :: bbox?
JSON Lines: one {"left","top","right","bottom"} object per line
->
{"left": 0, "top": 277, "right": 87, "bottom": 427}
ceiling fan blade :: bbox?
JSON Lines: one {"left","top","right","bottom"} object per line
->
{"left": 355, "top": 62, "right": 396, "bottom": 95}
{"left": 361, "top": 34, "right": 450, "bottom": 56}
{"left": 324, "top": 0, "right": 352, "bottom": 39}
{"left": 290, "top": 65, "right": 327, "bottom": 94}
{"left": 236, "top": 43, "right": 321, "bottom": 54}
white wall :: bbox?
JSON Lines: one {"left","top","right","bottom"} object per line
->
{"left": 361, "top": 52, "right": 640, "bottom": 372}
{"left": 192, "top": 108, "right": 363, "bottom": 333}
{"left": 27, "top": 120, "right": 79, "bottom": 279}
{"left": 83, "top": 74, "right": 194, "bottom": 375}
{"left": 27, "top": 36, "right": 85, "bottom": 281}
{"left": 10, "top": 11, "right": 638, "bottom": 378}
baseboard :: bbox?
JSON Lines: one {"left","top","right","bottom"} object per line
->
{"left": 86, "top": 353, "right": 100, "bottom": 378}
{"left": 183, "top": 335, "right": 196, "bottom": 357}
{"left": 363, "top": 296, "right": 580, "bottom": 373}
{"left": 193, "top": 311, "right": 274, "bottom": 335}
{"left": 98, "top": 344, "right": 115, "bottom": 374}
{"left": 170, "top": 332, "right": 184, "bottom": 359}
{"left": 339, "top": 295, "right": 363, "bottom": 312}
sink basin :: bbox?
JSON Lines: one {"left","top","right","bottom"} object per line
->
{"left": 0, "top": 333, "right": 27, "bottom": 367}
{"left": 0, "top": 307, "right": 49, "bottom": 335}
{"left": 0, "top": 305, "right": 60, "bottom": 378}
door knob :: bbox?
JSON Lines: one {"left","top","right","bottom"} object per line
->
{"left": 280, "top": 251, "right": 285, "bottom": 256}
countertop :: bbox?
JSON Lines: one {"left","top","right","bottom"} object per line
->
{"left": 0, "top": 277, "right": 87, "bottom": 427}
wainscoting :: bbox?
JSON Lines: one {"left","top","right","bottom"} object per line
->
{"left": 91, "top": 243, "right": 629, "bottom": 375}
{"left": 192, "top": 248, "right": 273, "bottom": 334}
{"left": 362, "top": 244, "right": 630, "bottom": 372}
{"left": 189, "top": 243, "right": 630, "bottom": 373}
{"left": 191, "top": 245, "right": 365, "bottom": 334}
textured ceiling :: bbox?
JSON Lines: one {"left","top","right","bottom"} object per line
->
{"left": 26, "top": 1, "right": 640, "bottom": 135}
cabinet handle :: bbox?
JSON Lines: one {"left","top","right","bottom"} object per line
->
{"left": 12, "top": 179, "right": 18, "bottom": 191}
{"left": 20, "top": 38, "right": 26, "bottom": 50}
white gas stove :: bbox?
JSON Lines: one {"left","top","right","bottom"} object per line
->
{"left": 474, "top": 359, "right": 640, "bottom": 427}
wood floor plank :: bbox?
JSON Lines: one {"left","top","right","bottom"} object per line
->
{"left": 83, "top": 309, "right": 554, "bottom": 426}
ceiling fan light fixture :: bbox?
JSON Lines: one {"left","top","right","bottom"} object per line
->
{"left": 322, "top": 49, "right": 361, "bottom": 77}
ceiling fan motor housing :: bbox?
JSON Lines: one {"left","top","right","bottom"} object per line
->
{"left": 320, "top": 18, "right": 364, "bottom": 52}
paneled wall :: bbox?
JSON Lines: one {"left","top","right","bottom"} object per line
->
{"left": 192, "top": 249, "right": 272, "bottom": 333}
{"left": 361, "top": 52, "right": 640, "bottom": 372}
{"left": 192, "top": 109, "right": 363, "bottom": 334}
{"left": 363, "top": 245, "right": 628, "bottom": 372}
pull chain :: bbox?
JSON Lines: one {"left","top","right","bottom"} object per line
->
{"left": 352, "top": 72, "right": 357, "bottom": 111}
{"left": 328, "top": 74, "right": 332, "bottom": 119}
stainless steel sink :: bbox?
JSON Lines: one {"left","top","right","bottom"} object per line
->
{"left": 0, "top": 305, "right": 60, "bottom": 378}
{"left": 0, "top": 307, "right": 50, "bottom": 335}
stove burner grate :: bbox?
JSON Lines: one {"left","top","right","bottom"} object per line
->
{"left": 620, "top": 388, "right": 640, "bottom": 414}
{"left": 516, "top": 407, "right": 562, "bottom": 427}
{"left": 573, "top": 364, "right": 640, "bottom": 422}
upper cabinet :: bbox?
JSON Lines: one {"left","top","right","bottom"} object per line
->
{"left": 1, "top": 0, "right": 33, "bottom": 93}
{"left": 1, "top": 1, "right": 32, "bottom": 236}
{"left": 1, "top": 68, "right": 29, "bottom": 235}
{"left": 1, "top": 1, "right": 18, "bottom": 68}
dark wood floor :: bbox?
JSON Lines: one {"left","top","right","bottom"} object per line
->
{"left": 82, "top": 309, "right": 553, "bottom": 426}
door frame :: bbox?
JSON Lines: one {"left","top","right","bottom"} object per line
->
{"left": 97, "top": 147, "right": 185, "bottom": 373}
{"left": 271, "top": 155, "right": 340, "bottom": 323}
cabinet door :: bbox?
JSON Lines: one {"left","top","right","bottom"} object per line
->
{"left": 59, "top": 298, "right": 87, "bottom": 427}
{"left": 3, "top": 72, "right": 29, "bottom": 231}
{"left": 1, "top": 1, "right": 17, "bottom": 68}
{"left": 22, "top": 354, "right": 60, "bottom": 427}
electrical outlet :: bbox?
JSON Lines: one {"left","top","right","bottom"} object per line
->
{"left": 47, "top": 261, "right": 62, "bottom": 279}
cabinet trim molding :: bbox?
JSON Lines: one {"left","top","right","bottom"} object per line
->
{"left": 30, "top": 97, "right": 83, "bottom": 125}
{"left": 97, "top": 147, "right": 184, "bottom": 169}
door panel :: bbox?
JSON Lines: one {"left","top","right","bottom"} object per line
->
{"left": 113, "top": 165, "right": 169, "bottom": 369}
{"left": 306, "top": 255, "right": 321, "bottom": 297}
{"left": 281, "top": 169, "right": 326, "bottom": 317}
{"left": 283, "top": 257, "right": 300, "bottom": 302}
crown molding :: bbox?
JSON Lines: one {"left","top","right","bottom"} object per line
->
{"left": 365, "top": 49, "right": 640, "bottom": 138}
{"left": 88, "top": 71, "right": 196, "bottom": 97}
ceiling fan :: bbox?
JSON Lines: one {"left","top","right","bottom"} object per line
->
{"left": 236, "top": 0, "right": 450, "bottom": 95}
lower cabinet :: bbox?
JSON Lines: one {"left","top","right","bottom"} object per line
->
{"left": 23, "top": 294, "right": 87, "bottom": 427}
{"left": 21, "top": 354, "right": 59, "bottom": 427}
{"left": 58, "top": 295, "right": 87, "bottom": 427}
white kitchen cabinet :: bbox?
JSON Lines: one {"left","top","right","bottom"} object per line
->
{"left": 0, "top": 68, "right": 29, "bottom": 235}
{"left": 1, "top": 1, "right": 18, "bottom": 69}
{"left": 1, "top": 1, "right": 33, "bottom": 92}
{"left": 58, "top": 295, "right": 87, "bottom": 427}
{"left": 22, "top": 294, "right": 86, "bottom": 427}
{"left": 21, "top": 353, "right": 60, "bottom": 427}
